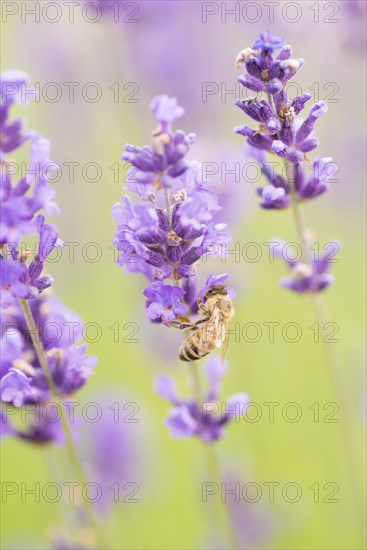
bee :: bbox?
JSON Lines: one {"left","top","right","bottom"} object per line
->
{"left": 168, "top": 285, "right": 234, "bottom": 363}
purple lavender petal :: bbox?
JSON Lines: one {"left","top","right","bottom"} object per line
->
{"left": 224, "top": 393, "right": 250, "bottom": 422}
{"left": 205, "top": 356, "right": 228, "bottom": 401}
{"left": 271, "top": 140, "right": 288, "bottom": 157}
{"left": 0, "top": 368, "right": 33, "bottom": 407}
{"left": 144, "top": 281, "right": 186, "bottom": 323}
{"left": 252, "top": 31, "right": 285, "bottom": 52}
{"left": 199, "top": 273, "right": 229, "bottom": 301}
{"left": 276, "top": 45, "right": 292, "bottom": 60}
{"left": 154, "top": 375, "right": 180, "bottom": 405}
{"left": 0, "top": 410, "right": 15, "bottom": 440}
{"left": 296, "top": 101, "right": 328, "bottom": 144}
{"left": 149, "top": 95, "right": 185, "bottom": 123}
{"left": 260, "top": 185, "right": 290, "bottom": 209}
{"left": 315, "top": 241, "right": 340, "bottom": 274}
{"left": 237, "top": 74, "right": 264, "bottom": 93}
{"left": 0, "top": 260, "right": 29, "bottom": 308}
{"left": 165, "top": 405, "right": 197, "bottom": 439}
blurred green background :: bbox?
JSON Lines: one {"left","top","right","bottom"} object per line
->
{"left": 1, "top": 1, "right": 366, "bottom": 549}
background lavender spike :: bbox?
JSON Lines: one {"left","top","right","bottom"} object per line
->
{"left": 0, "top": 69, "right": 105, "bottom": 548}
{"left": 234, "top": 31, "right": 338, "bottom": 293}
{"left": 1, "top": 71, "right": 97, "bottom": 441}
{"left": 234, "top": 30, "right": 365, "bottom": 533}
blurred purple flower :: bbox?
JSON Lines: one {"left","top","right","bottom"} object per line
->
{"left": 0, "top": 215, "right": 64, "bottom": 308}
{"left": 155, "top": 356, "right": 249, "bottom": 443}
{"left": 0, "top": 293, "right": 97, "bottom": 443}
{"left": 258, "top": 185, "right": 290, "bottom": 210}
{"left": 1, "top": 71, "right": 59, "bottom": 244}
{"left": 252, "top": 30, "right": 285, "bottom": 52}
{"left": 341, "top": 0, "right": 367, "bottom": 50}
{"left": 1, "top": 133, "right": 59, "bottom": 244}
{"left": 226, "top": 472, "right": 276, "bottom": 549}
{"left": 297, "top": 156, "right": 337, "bottom": 200}
{"left": 0, "top": 69, "right": 35, "bottom": 162}
{"left": 150, "top": 94, "right": 185, "bottom": 124}
{"left": 0, "top": 68, "right": 30, "bottom": 104}
{"left": 0, "top": 410, "right": 15, "bottom": 440}
{"left": 18, "top": 403, "right": 65, "bottom": 445}
{"left": 0, "top": 260, "right": 29, "bottom": 308}
{"left": 1, "top": 402, "right": 65, "bottom": 445}
{"left": 91, "top": 0, "right": 183, "bottom": 22}
{"left": 0, "top": 369, "right": 33, "bottom": 407}
{"left": 81, "top": 390, "right": 141, "bottom": 516}
{"left": 270, "top": 239, "right": 340, "bottom": 293}
{"left": 0, "top": 103, "right": 29, "bottom": 156}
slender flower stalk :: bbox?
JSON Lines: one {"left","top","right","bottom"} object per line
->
{"left": 291, "top": 196, "right": 364, "bottom": 532}
{"left": 288, "top": 195, "right": 364, "bottom": 528}
{"left": 188, "top": 360, "right": 239, "bottom": 548}
{"left": 234, "top": 30, "right": 364, "bottom": 531}
{"left": 204, "top": 443, "right": 239, "bottom": 549}
{"left": 187, "top": 349, "right": 238, "bottom": 546}
{"left": 18, "top": 299, "right": 105, "bottom": 549}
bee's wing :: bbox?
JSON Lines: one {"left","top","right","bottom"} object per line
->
{"left": 219, "top": 317, "right": 231, "bottom": 364}
{"left": 195, "top": 307, "right": 221, "bottom": 353}
{"left": 211, "top": 307, "right": 230, "bottom": 363}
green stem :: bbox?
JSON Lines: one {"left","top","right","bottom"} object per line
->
{"left": 188, "top": 361, "right": 203, "bottom": 404}
{"left": 285, "top": 171, "right": 364, "bottom": 534}
{"left": 188, "top": 361, "right": 238, "bottom": 549}
{"left": 288, "top": 164, "right": 312, "bottom": 265}
{"left": 205, "top": 444, "right": 239, "bottom": 550}
{"left": 19, "top": 299, "right": 105, "bottom": 549}
{"left": 310, "top": 293, "right": 364, "bottom": 530}
{"left": 266, "top": 92, "right": 274, "bottom": 108}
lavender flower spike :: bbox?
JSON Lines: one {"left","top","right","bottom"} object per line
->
{"left": 235, "top": 30, "right": 302, "bottom": 95}
{"left": 122, "top": 94, "right": 196, "bottom": 189}
{"left": 234, "top": 32, "right": 339, "bottom": 292}
{"left": 113, "top": 95, "right": 232, "bottom": 327}
{"left": 235, "top": 33, "right": 332, "bottom": 209}
{"left": 113, "top": 96, "right": 248, "bottom": 457}
{"left": 0, "top": 69, "right": 96, "bottom": 448}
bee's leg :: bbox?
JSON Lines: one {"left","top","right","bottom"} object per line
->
{"left": 198, "top": 305, "right": 209, "bottom": 317}
{"left": 197, "top": 295, "right": 204, "bottom": 308}
{"left": 165, "top": 320, "right": 197, "bottom": 331}
{"left": 166, "top": 318, "right": 206, "bottom": 331}
{"left": 197, "top": 296, "right": 208, "bottom": 316}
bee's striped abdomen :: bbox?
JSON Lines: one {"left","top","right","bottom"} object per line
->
{"left": 179, "top": 332, "right": 211, "bottom": 362}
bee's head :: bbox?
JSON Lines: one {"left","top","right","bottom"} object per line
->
{"left": 204, "top": 285, "right": 228, "bottom": 300}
